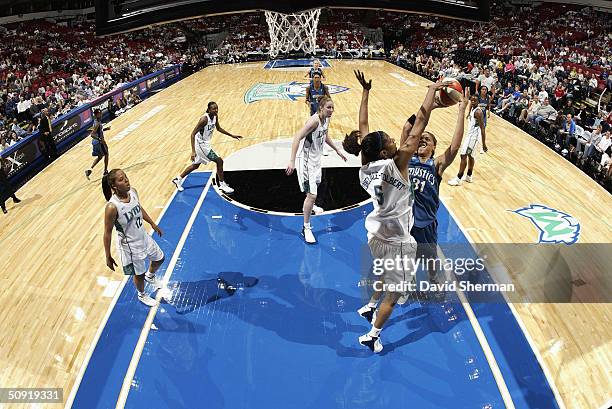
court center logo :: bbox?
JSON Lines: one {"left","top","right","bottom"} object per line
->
{"left": 244, "top": 81, "right": 349, "bottom": 103}
{"left": 512, "top": 204, "right": 580, "bottom": 244}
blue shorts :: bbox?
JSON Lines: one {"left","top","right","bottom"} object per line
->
{"left": 92, "top": 139, "right": 108, "bottom": 157}
{"left": 411, "top": 221, "right": 438, "bottom": 260}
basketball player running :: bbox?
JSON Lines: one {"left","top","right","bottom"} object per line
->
{"left": 286, "top": 96, "right": 347, "bottom": 244}
{"left": 406, "top": 87, "right": 470, "bottom": 286}
{"left": 103, "top": 169, "right": 165, "bottom": 307}
{"left": 342, "top": 70, "right": 445, "bottom": 352}
{"left": 85, "top": 109, "right": 110, "bottom": 180}
{"left": 448, "top": 94, "right": 488, "bottom": 186}
{"left": 172, "top": 102, "right": 242, "bottom": 194}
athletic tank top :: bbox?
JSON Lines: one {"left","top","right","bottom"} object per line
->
{"left": 467, "top": 107, "right": 482, "bottom": 139}
{"left": 299, "top": 114, "right": 328, "bottom": 168}
{"left": 359, "top": 159, "right": 415, "bottom": 244}
{"left": 409, "top": 156, "right": 440, "bottom": 228}
{"left": 478, "top": 95, "right": 489, "bottom": 116}
{"left": 309, "top": 67, "right": 323, "bottom": 79}
{"left": 108, "top": 189, "right": 147, "bottom": 258}
{"left": 93, "top": 119, "right": 104, "bottom": 140}
{"left": 309, "top": 82, "right": 326, "bottom": 113}
{"left": 195, "top": 113, "right": 216, "bottom": 149}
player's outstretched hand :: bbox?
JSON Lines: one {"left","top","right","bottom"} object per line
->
{"left": 338, "top": 151, "right": 347, "bottom": 162}
{"left": 232, "top": 135, "right": 243, "bottom": 140}
{"left": 106, "top": 255, "right": 117, "bottom": 271}
{"left": 459, "top": 87, "right": 471, "bottom": 111}
{"left": 354, "top": 70, "right": 372, "bottom": 90}
{"left": 152, "top": 224, "right": 163, "bottom": 237}
{"left": 286, "top": 161, "right": 295, "bottom": 175}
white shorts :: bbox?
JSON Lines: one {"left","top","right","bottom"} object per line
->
{"left": 118, "top": 234, "right": 164, "bottom": 276}
{"left": 460, "top": 132, "right": 480, "bottom": 157}
{"left": 368, "top": 235, "right": 417, "bottom": 294}
{"left": 193, "top": 143, "right": 219, "bottom": 165}
{"left": 296, "top": 156, "right": 321, "bottom": 195}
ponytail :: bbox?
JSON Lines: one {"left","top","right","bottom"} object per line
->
{"left": 102, "top": 169, "right": 121, "bottom": 201}
{"left": 342, "top": 130, "right": 362, "bottom": 156}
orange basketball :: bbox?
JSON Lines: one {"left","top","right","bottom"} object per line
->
{"left": 437, "top": 78, "right": 463, "bottom": 107}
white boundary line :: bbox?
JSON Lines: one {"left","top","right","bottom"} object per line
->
{"left": 64, "top": 183, "right": 181, "bottom": 409}
{"left": 438, "top": 248, "right": 516, "bottom": 409}
{"left": 115, "top": 173, "right": 213, "bottom": 408}
{"left": 442, "top": 203, "right": 567, "bottom": 409}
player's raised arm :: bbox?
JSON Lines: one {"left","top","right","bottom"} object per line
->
{"left": 355, "top": 70, "right": 371, "bottom": 138}
{"left": 395, "top": 81, "right": 447, "bottom": 170}
{"left": 436, "top": 87, "right": 470, "bottom": 176}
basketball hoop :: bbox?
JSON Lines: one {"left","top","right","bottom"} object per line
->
{"left": 265, "top": 8, "right": 321, "bottom": 58}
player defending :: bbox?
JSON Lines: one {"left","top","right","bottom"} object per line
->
{"left": 447, "top": 94, "right": 488, "bottom": 186}
{"left": 172, "top": 101, "right": 242, "bottom": 194}
{"left": 343, "top": 70, "right": 446, "bottom": 352}
{"left": 286, "top": 96, "right": 347, "bottom": 244}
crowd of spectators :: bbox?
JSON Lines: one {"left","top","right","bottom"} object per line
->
{"left": 389, "top": 2, "right": 612, "bottom": 188}
{"left": 1, "top": 2, "right": 611, "bottom": 189}
{"left": 0, "top": 18, "right": 187, "bottom": 151}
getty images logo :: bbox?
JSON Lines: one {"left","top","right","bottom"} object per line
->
{"left": 512, "top": 204, "right": 581, "bottom": 245}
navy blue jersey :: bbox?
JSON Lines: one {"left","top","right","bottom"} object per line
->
{"left": 478, "top": 95, "right": 489, "bottom": 127}
{"left": 308, "top": 67, "right": 323, "bottom": 79}
{"left": 308, "top": 82, "right": 327, "bottom": 115}
{"left": 409, "top": 156, "right": 440, "bottom": 228}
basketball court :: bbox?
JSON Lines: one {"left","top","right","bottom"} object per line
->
{"left": 0, "top": 2, "right": 611, "bottom": 408}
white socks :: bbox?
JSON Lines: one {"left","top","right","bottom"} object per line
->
{"left": 368, "top": 326, "right": 382, "bottom": 338}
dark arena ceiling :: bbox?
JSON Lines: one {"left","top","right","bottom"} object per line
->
{"left": 94, "top": 0, "right": 491, "bottom": 36}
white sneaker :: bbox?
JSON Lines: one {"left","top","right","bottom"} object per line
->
{"left": 447, "top": 176, "right": 462, "bottom": 186}
{"left": 465, "top": 175, "right": 473, "bottom": 183}
{"left": 397, "top": 292, "right": 410, "bottom": 305}
{"left": 219, "top": 181, "right": 234, "bottom": 194}
{"left": 358, "top": 305, "right": 377, "bottom": 324}
{"left": 145, "top": 273, "right": 162, "bottom": 289}
{"left": 359, "top": 333, "right": 383, "bottom": 353}
{"left": 172, "top": 176, "right": 184, "bottom": 192}
{"left": 312, "top": 205, "right": 324, "bottom": 215}
{"left": 302, "top": 225, "right": 316, "bottom": 244}
{"left": 138, "top": 292, "right": 157, "bottom": 307}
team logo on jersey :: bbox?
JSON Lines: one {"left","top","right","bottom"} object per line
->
{"left": 244, "top": 81, "right": 349, "bottom": 103}
{"left": 512, "top": 204, "right": 580, "bottom": 245}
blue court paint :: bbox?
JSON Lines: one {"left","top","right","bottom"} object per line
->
{"left": 74, "top": 171, "right": 559, "bottom": 409}
{"left": 71, "top": 172, "right": 211, "bottom": 409}
{"left": 264, "top": 59, "right": 331, "bottom": 69}
{"left": 124, "top": 189, "right": 504, "bottom": 409}
{"left": 437, "top": 204, "right": 560, "bottom": 409}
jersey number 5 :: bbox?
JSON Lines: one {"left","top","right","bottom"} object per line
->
{"left": 374, "top": 186, "right": 384, "bottom": 206}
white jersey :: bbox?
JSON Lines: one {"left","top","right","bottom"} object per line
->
{"left": 108, "top": 189, "right": 148, "bottom": 259}
{"left": 195, "top": 113, "right": 216, "bottom": 150}
{"left": 298, "top": 114, "right": 329, "bottom": 169}
{"left": 467, "top": 107, "right": 482, "bottom": 140}
{"left": 359, "top": 159, "right": 415, "bottom": 244}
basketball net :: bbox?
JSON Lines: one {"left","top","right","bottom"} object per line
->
{"left": 264, "top": 8, "right": 321, "bottom": 58}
